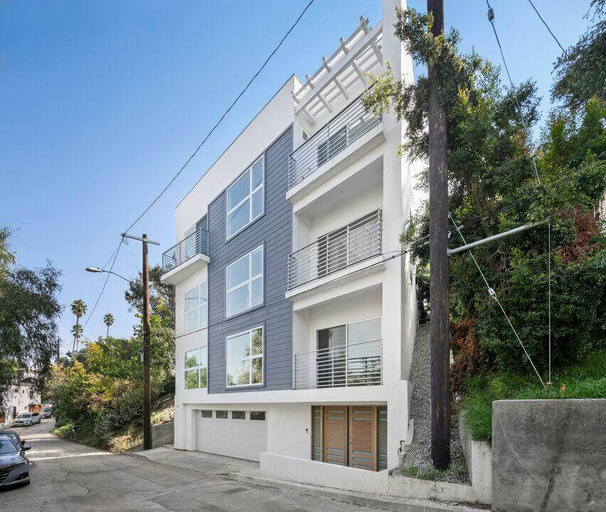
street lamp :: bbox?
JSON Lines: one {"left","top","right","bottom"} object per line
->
{"left": 85, "top": 267, "right": 133, "bottom": 284}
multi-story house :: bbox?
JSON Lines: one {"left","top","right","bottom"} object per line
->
{"left": 161, "top": 0, "right": 421, "bottom": 479}
{"left": 0, "top": 372, "right": 42, "bottom": 428}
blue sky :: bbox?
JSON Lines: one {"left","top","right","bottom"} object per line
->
{"left": 0, "top": 0, "right": 591, "bottom": 354}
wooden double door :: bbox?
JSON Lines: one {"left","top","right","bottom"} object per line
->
{"left": 318, "top": 405, "right": 380, "bottom": 471}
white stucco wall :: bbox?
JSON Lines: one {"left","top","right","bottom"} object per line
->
{"left": 174, "top": 75, "right": 300, "bottom": 242}
{"left": 1, "top": 381, "right": 41, "bottom": 426}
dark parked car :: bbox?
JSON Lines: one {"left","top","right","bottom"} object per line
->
{"left": 41, "top": 407, "right": 53, "bottom": 419}
{"left": 0, "top": 434, "right": 30, "bottom": 488}
{"left": 0, "top": 430, "right": 26, "bottom": 451}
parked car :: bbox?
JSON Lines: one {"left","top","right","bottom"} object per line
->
{"left": 0, "top": 431, "right": 28, "bottom": 451}
{"left": 0, "top": 434, "right": 30, "bottom": 488}
{"left": 12, "top": 412, "right": 41, "bottom": 427}
{"left": 41, "top": 407, "right": 53, "bottom": 419}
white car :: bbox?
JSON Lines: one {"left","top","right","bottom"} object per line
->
{"left": 12, "top": 413, "right": 41, "bottom": 427}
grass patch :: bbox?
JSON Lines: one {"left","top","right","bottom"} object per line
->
{"left": 462, "top": 351, "right": 606, "bottom": 443}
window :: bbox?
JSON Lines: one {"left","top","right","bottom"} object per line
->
{"left": 315, "top": 319, "right": 381, "bottom": 388}
{"left": 184, "top": 346, "right": 207, "bottom": 389}
{"left": 226, "top": 327, "right": 263, "bottom": 387}
{"left": 231, "top": 411, "right": 245, "bottom": 420}
{"left": 250, "top": 411, "right": 266, "bottom": 421}
{"left": 200, "top": 410, "right": 212, "bottom": 418}
{"left": 185, "top": 282, "right": 208, "bottom": 332}
{"left": 216, "top": 410, "right": 228, "bottom": 419}
{"left": 225, "top": 246, "right": 263, "bottom": 317}
{"left": 226, "top": 156, "right": 264, "bottom": 239}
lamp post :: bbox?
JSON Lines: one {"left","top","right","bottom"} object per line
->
{"left": 85, "top": 267, "right": 133, "bottom": 284}
{"left": 85, "top": 232, "right": 159, "bottom": 451}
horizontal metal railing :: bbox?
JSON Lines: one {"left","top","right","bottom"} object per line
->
{"left": 293, "top": 339, "right": 383, "bottom": 390}
{"left": 162, "top": 228, "right": 209, "bottom": 274}
{"left": 288, "top": 95, "right": 382, "bottom": 189}
{"left": 287, "top": 209, "right": 382, "bottom": 291}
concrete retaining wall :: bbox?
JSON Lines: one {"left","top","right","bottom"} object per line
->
{"left": 492, "top": 399, "right": 606, "bottom": 512}
{"left": 261, "top": 453, "right": 389, "bottom": 494}
{"left": 152, "top": 422, "right": 174, "bottom": 449}
{"left": 261, "top": 452, "right": 486, "bottom": 504}
{"left": 459, "top": 413, "right": 492, "bottom": 504}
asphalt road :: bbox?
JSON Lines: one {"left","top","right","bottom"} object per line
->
{"left": 1, "top": 420, "right": 379, "bottom": 512}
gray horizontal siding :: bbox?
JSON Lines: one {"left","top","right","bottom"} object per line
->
{"left": 207, "top": 126, "right": 293, "bottom": 393}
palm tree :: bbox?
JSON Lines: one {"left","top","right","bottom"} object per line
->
{"left": 103, "top": 313, "right": 114, "bottom": 337}
{"left": 71, "top": 324, "right": 84, "bottom": 351}
{"left": 70, "top": 299, "right": 87, "bottom": 352}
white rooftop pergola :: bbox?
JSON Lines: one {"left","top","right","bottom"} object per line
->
{"left": 292, "top": 16, "right": 384, "bottom": 130}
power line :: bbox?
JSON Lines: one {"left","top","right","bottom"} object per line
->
{"left": 525, "top": 0, "right": 565, "bottom": 52}
{"left": 407, "top": 167, "right": 589, "bottom": 254}
{"left": 484, "top": 0, "right": 541, "bottom": 183}
{"left": 122, "top": 0, "right": 315, "bottom": 237}
{"left": 82, "top": 0, "right": 315, "bottom": 331}
{"left": 83, "top": 237, "right": 124, "bottom": 330}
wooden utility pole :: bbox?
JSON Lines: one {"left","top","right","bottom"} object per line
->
{"left": 142, "top": 234, "right": 152, "bottom": 451}
{"left": 122, "top": 232, "right": 159, "bottom": 451}
{"left": 427, "top": 0, "right": 450, "bottom": 469}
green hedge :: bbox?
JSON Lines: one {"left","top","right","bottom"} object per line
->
{"left": 462, "top": 351, "right": 606, "bottom": 443}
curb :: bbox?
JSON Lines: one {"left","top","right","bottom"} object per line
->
{"left": 130, "top": 450, "right": 485, "bottom": 512}
{"left": 231, "top": 472, "right": 485, "bottom": 512}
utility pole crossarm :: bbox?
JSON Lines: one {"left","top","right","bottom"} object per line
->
{"left": 121, "top": 233, "right": 160, "bottom": 246}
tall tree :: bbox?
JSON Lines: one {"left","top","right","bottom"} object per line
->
{"left": 70, "top": 299, "right": 87, "bottom": 352}
{"left": 0, "top": 228, "right": 15, "bottom": 279}
{"left": 0, "top": 230, "right": 62, "bottom": 412}
{"left": 363, "top": 6, "right": 605, "bottom": 382}
{"left": 71, "top": 324, "right": 84, "bottom": 348}
{"left": 103, "top": 313, "right": 115, "bottom": 337}
{"left": 125, "top": 264, "right": 175, "bottom": 329}
{"left": 552, "top": 0, "right": 605, "bottom": 110}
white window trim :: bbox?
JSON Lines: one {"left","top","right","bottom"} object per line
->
{"left": 184, "top": 344, "right": 208, "bottom": 390}
{"left": 226, "top": 155, "right": 265, "bottom": 240}
{"left": 184, "top": 282, "right": 208, "bottom": 333}
{"left": 225, "top": 326, "right": 264, "bottom": 388}
{"left": 225, "top": 245, "right": 264, "bottom": 318}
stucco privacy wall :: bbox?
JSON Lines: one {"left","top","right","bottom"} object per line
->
{"left": 492, "top": 399, "right": 606, "bottom": 512}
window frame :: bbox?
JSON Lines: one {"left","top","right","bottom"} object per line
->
{"left": 226, "top": 155, "right": 265, "bottom": 240}
{"left": 225, "top": 245, "right": 264, "bottom": 318}
{"left": 184, "top": 344, "right": 208, "bottom": 390}
{"left": 225, "top": 326, "right": 264, "bottom": 389}
{"left": 184, "top": 282, "right": 208, "bottom": 333}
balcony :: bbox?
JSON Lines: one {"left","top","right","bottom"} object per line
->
{"left": 288, "top": 95, "right": 382, "bottom": 193}
{"left": 293, "top": 339, "right": 383, "bottom": 390}
{"left": 287, "top": 209, "right": 382, "bottom": 292}
{"left": 160, "top": 229, "right": 210, "bottom": 285}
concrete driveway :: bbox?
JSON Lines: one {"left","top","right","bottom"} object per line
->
{"left": 0, "top": 420, "right": 385, "bottom": 512}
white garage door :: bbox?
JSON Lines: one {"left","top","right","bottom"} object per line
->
{"left": 196, "top": 410, "right": 267, "bottom": 462}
